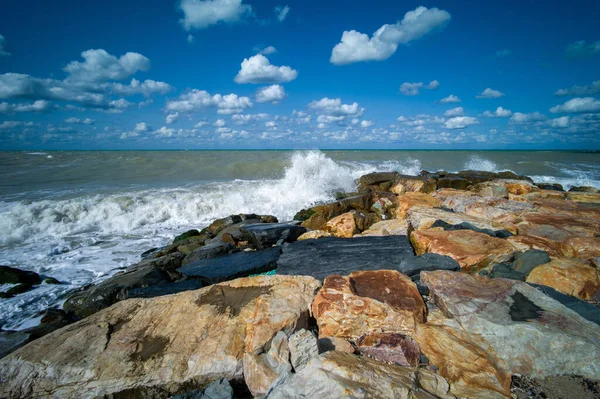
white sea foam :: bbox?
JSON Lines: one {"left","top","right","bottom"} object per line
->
{"left": 463, "top": 155, "right": 499, "bottom": 172}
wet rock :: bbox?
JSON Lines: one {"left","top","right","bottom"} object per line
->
{"left": 0, "top": 275, "right": 320, "bottom": 399}
{"left": 300, "top": 194, "right": 373, "bottom": 231}
{"left": 407, "top": 207, "right": 512, "bottom": 238}
{"left": 127, "top": 252, "right": 186, "bottom": 278}
{"left": 23, "top": 309, "right": 74, "bottom": 341}
{"left": 535, "top": 182, "right": 564, "bottom": 191}
{"left": 0, "top": 266, "right": 41, "bottom": 286}
{"left": 266, "top": 351, "right": 454, "bottom": 399}
{"left": 420, "top": 270, "right": 600, "bottom": 381}
{"left": 296, "top": 230, "right": 332, "bottom": 240}
{"left": 355, "top": 219, "right": 408, "bottom": 236}
{"left": 240, "top": 223, "right": 307, "bottom": 249}
{"left": 244, "top": 331, "right": 292, "bottom": 397}
{"left": 288, "top": 329, "right": 318, "bottom": 372}
{"left": 526, "top": 258, "right": 600, "bottom": 300}
{"left": 357, "top": 171, "right": 400, "bottom": 190}
{"left": 182, "top": 242, "right": 236, "bottom": 266}
{"left": 41, "top": 277, "right": 61, "bottom": 285}
{"left": 126, "top": 279, "right": 205, "bottom": 299}
{"left": 177, "top": 247, "right": 281, "bottom": 284}
{"left": 312, "top": 270, "right": 425, "bottom": 339}
{"left": 393, "top": 192, "right": 441, "bottom": 219}
{"left": 410, "top": 229, "right": 517, "bottom": 272}
{"left": 354, "top": 332, "right": 420, "bottom": 367}
{"left": 172, "top": 229, "right": 201, "bottom": 244}
{"left": 0, "top": 283, "right": 34, "bottom": 298}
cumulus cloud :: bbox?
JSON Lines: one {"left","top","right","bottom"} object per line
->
{"left": 444, "top": 107, "right": 463, "bottom": 117}
{"left": 179, "top": 0, "right": 252, "bottom": 30}
{"left": 166, "top": 89, "right": 253, "bottom": 114}
{"left": 65, "top": 117, "right": 94, "bottom": 124}
{"left": 555, "top": 80, "right": 600, "bottom": 96}
{"left": 231, "top": 113, "right": 269, "bottom": 124}
{"left": 0, "top": 100, "right": 51, "bottom": 113}
{"left": 257, "top": 45, "right": 276, "bottom": 55}
{"left": 440, "top": 94, "right": 461, "bottom": 103}
{"left": 509, "top": 112, "right": 547, "bottom": 124}
{"left": 309, "top": 97, "right": 365, "bottom": 117}
{"left": 476, "top": 88, "right": 504, "bottom": 99}
{"left": 234, "top": 54, "right": 297, "bottom": 84}
{"left": 483, "top": 106, "right": 512, "bottom": 117}
{"left": 111, "top": 78, "right": 172, "bottom": 96}
{"left": 255, "top": 84, "right": 286, "bottom": 103}
{"left": 275, "top": 5, "right": 289, "bottom": 22}
{"left": 359, "top": 120, "right": 373, "bottom": 128}
{"left": 399, "top": 80, "right": 439, "bottom": 96}
{"left": 166, "top": 112, "right": 179, "bottom": 124}
{"left": 550, "top": 97, "right": 600, "bottom": 113}
{"left": 565, "top": 40, "right": 600, "bottom": 59}
{"left": 330, "top": 6, "right": 451, "bottom": 65}
{"left": 0, "top": 34, "right": 10, "bottom": 56}
{"left": 444, "top": 116, "right": 478, "bottom": 129}
{"left": 550, "top": 116, "right": 569, "bottom": 128}
{"left": 64, "top": 49, "right": 150, "bottom": 83}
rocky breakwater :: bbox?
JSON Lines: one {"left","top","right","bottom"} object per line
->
{"left": 1, "top": 169, "right": 600, "bottom": 398}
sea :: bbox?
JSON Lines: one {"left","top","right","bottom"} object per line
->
{"left": 1, "top": 150, "right": 599, "bottom": 329}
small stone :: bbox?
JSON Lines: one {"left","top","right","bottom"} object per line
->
{"left": 288, "top": 329, "right": 318, "bottom": 372}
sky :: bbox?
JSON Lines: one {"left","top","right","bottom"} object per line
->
{"left": 0, "top": 0, "right": 599, "bottom": 150}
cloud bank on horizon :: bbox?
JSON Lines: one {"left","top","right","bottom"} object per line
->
{"left": 0, "top": 0, "right": 599, "bottom": 149}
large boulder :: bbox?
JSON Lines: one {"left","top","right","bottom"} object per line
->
{"left": 356, "top": 219, "right": 408, "bottom": 237}
{"left": 181, "top": 242, "right": 236, "bottom": 266}
{"left": 240, "top": 223, "right": 307, "bottom": 249}
{"left": 0, "top": 275, "right": 321, "bottom": 399}
{"left": 243, "top": 331, "right": 292, "bottom": 397}
{"left": 443, "top": 196, "right": 534, "bottom": 223}
{"left": 393, "top": 192, "right": 441, "bottom": 219}
{"left": 526, "top": 258, "right": 600, "bottom": 300}
{"left": 299, "top": 194, "right": 373, "bottom": 231}
{"left": 357, "top": 171, "right": 400, "bottom": 191}
{"left": 390, "top": 175, "right": 437, "bottom": 195}
{"left": 410, "top": 229, "right": 517, "bottom": 272}
{"left": 407, "top": 207, "right": 512, "bottom": 238}
{"left": 324, "top": 212, "right": 357, "bottom": 238}
{"left": 0, "top": 266, "right": 41, "bottom": 285}
{"left": 312, "top": 270, "right": 426, "bottom": 339}
{"left": 266, "top": 351, "right": 454, "bottom": 399}
{"left": 354, "top": 332, "right": 421, "bottom": 367}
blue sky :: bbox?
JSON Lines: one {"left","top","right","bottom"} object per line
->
{"left": 0, "top": 0, "right": 599, "bottom": 150}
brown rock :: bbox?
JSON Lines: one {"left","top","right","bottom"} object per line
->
{"left": 567, "top": 192, "right": 600, "bottom": 203}
{"left": 410, "top": 229, "right": 516, "bottom": 272}
{"left": 300, "top": 194, "right": 373, "bottom": 231}
{"left": 0, "top": 275, "right": 320, "bottom": 399}
{"left": 243, "top": 331, "right": 292, "bottom": 397}
{"left": 393, "top": 192, "right": 441, "bottom": 219}
{"left": 354, "top": 332, "right": 420, "bottom": 367}
{"left": 500, "top": 179, "right": 539, "bottom": 195}
{"left": 355, "top": 219, "right": 408, "bottom": 237}
{"left": 317, "top": 337, "right": 355, "bottom": 354}
{"left": 390, "top": 176, "right": 437, "bottom": 195}
{"left": 443, "top": 196, "right": 534, "bottom": 222}
{"left": 526, "top": 258, "right": 600, "bottom": 300}
{"left": 312, "top": 270, "right": 425, "bottom": 339}
{"left": 325, "top": 212, "right": 356, "bottom": 238}
{"left": 297, "top": 230, "right": 332, "bottom": 240}
{"left": 407, "top": 207, "right": 510, "bottom": 236}
{"left": 432, "top": 188, "right": 477, "bottom": 201}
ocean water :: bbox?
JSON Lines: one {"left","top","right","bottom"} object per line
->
{"left": 1, "top": 149, "right": 599, "bottom": 329}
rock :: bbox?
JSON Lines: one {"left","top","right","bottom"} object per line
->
{"left": 420, "top": 270, "right": 600, "bottom": 381}
{"left": 300, "top": 194, "right": 373, "bottom": 231}
{"left": 498, "top": 179, "right": 539, "bottom": 195}
{"left": 407, "top": 207, "right": 512, "bottom": 238}
{"left": 128, "top": 252, "right": 186, "bottom": 278}
{"left": 511, "top": 374, "right": 600, "bottom": 399}
{"left": 354, "top": 332, "right": 420, "bottom": 367}
{"left": 0, "top": 283, "right": 34, "bottom": 298}
{"left": 357, "top": 171, "right": 400, "bottom": 190}
{"left": 535, "top": 182, "right": 564, "bottom": 191}
{"left": 172, "top": 378, "right": 233, "bottom": 399}
{"left": 393, "top": 192, "right": 441, "bottom": 219}
{"left": 0, "top": 266, "right": 41, "bottom": 285}
{"left": 317, "top": 337, "right": 354, "bottom": 354}
{"left": 312, "top": 270, "right": 425, "bottom": 339}
{"left": 356, "top": 219, "right": 408, "bottom": 236}
{"left": 512, "top": 249, "right": 551, "bottom": 276}
{"left": 529, "top": 283, "right": 600, "bottom": 327}
{"left": 473, "top": 181, "right": 509, "bottom": 198}
{"left": 0, "top": 331, "right": 30, "bottom": 360}
{"left": 410, "top": 229, "right": 517, "bottom": 272}
{"left": 443, "top": 196, "right": 534, "bottom": 223}
{"left": 324, "top": 212, "right": 356, "bottom": 238}
{"left": 173, "top": 229, "right": 201, "bottom": 244}
{"left": 566, "top": 192, "right": 600, "bottom": 203}
{"left": 126, "top": 279, "right": 205, "bottom": 299}
{"left": 569, "top": 186, "right": 599, "bottom": 193}
{"left": 399, "top": 253, "right": 460, "bottom": 280}
{"left": 177, "top": 247, "right": 281, "bottom": 284}
{"left": 288, "top": 329, "right": 318, "bottom": 372}
{"left": 240, "top": 223, "right": 307, "bottom": 249}
{"left": 266, "top": 351, "right": 454, "bottom": 399}
{"left": 370, "top": 195, "right": 395, "bottom": 217}
{"left": 244, "top": 331, "right": 292, "bottom": 397}
{"left": 390, "top": 175, "right": 437, "bottom": 195}
{"left": 437, "top": 177, "right": 473, "bottom": 190}
{"left": 63, "top": 264, "right": 172, "bottom": 319}
{"left": 432, "top": 188, "right": 477, "bottom": 201}
{"left": 41, "top": 277, "right": 61, "bottom": 285}
{"left": 23, "top": 309, "right": 74, "bottom": 342}
{"left": 296, "top": 230, "right": 332, "bottom": 240}
{"left": 182, "top": 242, "right": 236, "bottom": 266}
{"left": 517, "top": 212, "right": 599, "bottom": 239}
{"left": 0, "top": 275, "right": 320, "bottom": 398}
{"left": 526, "top": 258, "right": 600, "bottom": 300}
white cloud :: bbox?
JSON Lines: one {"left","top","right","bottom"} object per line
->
{"left": 135, "top": 122, "right": 150, "bottom": 132}
{"left": 65, "top": 117, "right": 94, "bottom": 124}
{"left": 0, "top": 121, "right": 35, "bottom": 129}
{"left": 495, "top": 49, "right": 511, "bottom": 58}
{"left": 234, "top": 54, "right": 297, "bottom": 84}
{"left": 166, "top": 89, "right": 253, "bottom": 114}
{"left": 187, "top": 34, "right": 195, "bottom": 44}
{"left": 440, "top": 94, "right": 460, "bottom": 103}
{"left": 483, "top": 106, "right": 512, "bottom": 117}
{"left": 64, "top": 49, "right": 150, "bottom": 83}
{"left": 550, "top": 116, "right": 569, "bottom": 128}
{"left": 565, "top": 40, "right": 600, "bottom": 59}
{"left": 555, "top": 80, "right": 600, "bottom": 96}
{"left": 550, "top": 97, "right": 600, "bottom": 113}
{"left": 166, "top": 112, "right": 179, "bottom": 124}
{"left": 265, "top": 121, "right": 276, "bottom": 128}
{"left": 398, "top": 80, "right": 439, "bottom": 95}
{"left": 214, "top": 118, "right": 226, "bottom": 127}
{"left": 107, "top": 98, "right": 133, "bottom": 113}
{"left": 476, "top": 88, "right": 504, "bottom": 99}
{"left": 317, "top": 115, "right": 345, "bottom": 123}
{"left": 444, "top": 107, "right": 463, "bottom": 117}
{"left": 256, "top": 84, "right": 286, "bottom": 103}
{"left": 509, "top": 112, "right": 547, "bottom": 124}
{"left": 427, "top": 80, "right": 440, "bottom": 89}
{"left": 330, "top": 6, "right": 451, "bottom": 65}
{"left": 444, "top": 116, "right": 478, "bottom": 129}
{"left": 155, "top": 126, "right": 175, "bottom": 137}
{"left": 257, "top": 45, "right": 277, "bottom": 55}
{"left": 0, "top": 100, "right": 51, "bottom": 113}
{"left": 111, "top": 78, "right": 172, "bottom": 96}
{"left": 194, "top": 121, "right": 209, "bottom": 128}
{"left": 231, "top": 113, "right": 269, "bottom": 124}
{"left": 179, "top": 0, "right": 252, "bottom": 30}
{"left": 309, "top": 97, "right": 365, "bottom": 117}
{"left": 275, "top": 5, "right": 289, "bottom": 22}
{"left": 0, "top": 34, "right": 10, "bottom": 57}
{"left": 360, "top": 120, "right": 373, "bottom": 128}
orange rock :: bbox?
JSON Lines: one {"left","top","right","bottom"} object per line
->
{"left": 432, "top": 188, "right": 478, "bottom": 201}
{"left": 390, "top": 176, "right": 436, "bottom": 195}
{"left": 566, "top": 192, "right": 600, "bottom": 203}
{"left": 393, "top": 192, "right": 441, "bottom": 219}
{"left": 509, "top": 190, "right": 567, "bottom": 202}
{"left": 526, "top": 258, "right": 600, "bottom": 300}
{"left": 297, "top": 230, "right": 332, "bottom": 240}
{"left": 410, "top": 229, "right": 516, "bottom": 272}
{"left": 325, "top": 212, "right": 356, "bottom": 238}
{"left": 312, "top": 270, "right": 426, "bottom": 339}
{"left": 500, "top": 179, "right": 539, "bottom": 195}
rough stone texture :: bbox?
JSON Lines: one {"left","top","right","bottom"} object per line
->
{"left": 324, "top": 212, "right": 356, "bottom": 238}
{"left": 299, "top": 195, "right": 373, "bottom": 231}
{"left": 266, "top": 351, "right": 454, "bottom": 399}
{"left": 243, "top": 331, "right": 292, "bottom": 397}
{"left": 567, "top": 192, "right": 600, "bottom": 203}
{"left": 487, "top": 250, "right": 551, "bottom": 281}
{"left": 0, "top": 331, "right": 30, "bottom": 359}
{"left": 420, "top": 271, "right": 600, "bottom": 381}
{"left": 296, "top": 230, "right": 332, "bottom": 240}
{"left": 510, "top": 234, "right": 600, "bottom": 260}
{"left": 393, "top": 192, "right": 441, "bottom": 219}
{"left": 407, "top": 207, "right": 512, "bottom": 238}
{"left": 410, "top": 229, "right": 517, "bottom": 272}
{"left": 529, "top": 283, "right": 600, "bottom": 327}
{"left": 526, "top": 258, "right": 600, "bottom": 300}
{"left": 498, "top": 179, "right": 539, "bottom": 195}
{"left": 172, "top": 378, "right": 233, "bottom": 399}
{"left": 357, "top": 171, "right": 400, "bottom": 190}
{"left": 288, "top": 329, "right": 318, "bottom": 372}
{"left": 0, "top": 275, "right": 320, "bottom": 399}
{"left": 240, "top": 223, "right": 307, "bottom": 249}
{"left": 390, "top": 175, "right": 437, "bottom": 195}
{"left": 312, "top": 270, "right": 425, "bottom": 339}
{"left": 182, "top": 242, "right": 235, "bottom": 266}
{"left": 317, "top": 337, "right": 355, "bottom": 354}
{"left": 177, "top": 247, "right": 281, "bottom": 284}
{"left": 432, "top": 188, "right": 477, "bottom": 201}
{"left": 354, "top": 333, "right": 420, "bottom": 367}
{"left": 0, "top": 265, "right": 41, "bottom": 285}
{"left": 356, "top": 219, "right": 408, "bottom": 236}
{"left": 472, "top": 181, "right": 509, "bottom": 198}
{"left": 443, "top": 196, "right": 534, "bottom": 223}
{"left": 126, "top": 279, "right": 205, "bottom": 299}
